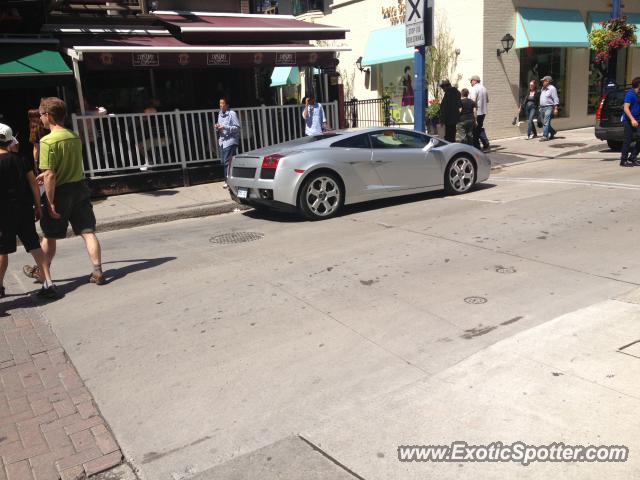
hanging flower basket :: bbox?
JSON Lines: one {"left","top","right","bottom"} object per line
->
{"left": 588, "top": 16, "right": 637, "bottom": 64}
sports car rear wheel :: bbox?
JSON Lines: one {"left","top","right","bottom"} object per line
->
{"left": 444, "top": 155, "right": 476, "bottom": 195}
{"left": 298, "top": 172, "right": 343, "bottom": 220}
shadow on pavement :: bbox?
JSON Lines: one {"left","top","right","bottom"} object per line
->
{"left": 0, "top": 294, "right": 34, "bottom": 318}
{"left": 140, "top": 190, "right": 180, "bottom": 197}
{"left": 244, "top": 184, "right": 498, "bottom": 223}
{"left": 11, "top": 257, "right": 177, "bottom": 303}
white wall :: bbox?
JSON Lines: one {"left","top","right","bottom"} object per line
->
{"left": 321, "top": 0, "right": 392, "bottom": 101}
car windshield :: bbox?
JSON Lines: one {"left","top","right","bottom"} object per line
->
{"left": 278, "top": 132, "right": 342, "bottom": 148}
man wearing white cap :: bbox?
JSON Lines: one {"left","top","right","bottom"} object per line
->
{"left": 469, "top": 75, "right": 490, "bottom": 150}
{"left": 0, "top": 123, "right": 57, "bottom": 299}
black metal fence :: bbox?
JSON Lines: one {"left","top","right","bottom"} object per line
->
{"left": 343, "top": 97, "right": 392, "bottom": 128}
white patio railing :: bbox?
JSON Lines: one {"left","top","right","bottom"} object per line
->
{"left": 72, "top": 101, "right": 339, "bottom": 179}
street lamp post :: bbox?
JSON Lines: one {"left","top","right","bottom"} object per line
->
{"left": 606, "top": 0, "right": 622, "bottom": 90}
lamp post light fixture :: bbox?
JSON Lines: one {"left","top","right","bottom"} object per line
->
{"left": 356, "top": 56, "right": 370, "bottom": 74}
{"left": 497, "top": 33, "right": 515, "bottom": 57}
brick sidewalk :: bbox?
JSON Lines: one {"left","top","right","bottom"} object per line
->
{"left": 0, "top": 292, "right": 123, "bottom": 480}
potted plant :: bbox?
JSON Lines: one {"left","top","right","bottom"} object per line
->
{"left": 588, "top": 16, "right": 637, "bottom": 64}
{"left": 426, "top": 100, "right": 440, "bottom": 135}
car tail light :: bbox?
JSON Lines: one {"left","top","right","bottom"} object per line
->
{"left": 595, "top": 95, "right": 607, "bottom": 120}
{"left": 261, "top": 153, "right": 284, "bottom": 170}
{"left": 260, "top": 153, "right": 284, "bottom": 179}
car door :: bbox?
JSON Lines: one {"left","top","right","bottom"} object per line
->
{"left": 369, "top": 130, "right": 442, "bottom": 190}
{"left": 330, "top": 133, "right": 386, "bottom": 197}
{"left": 369, "top": 129, "right": 442, "bottom": 190}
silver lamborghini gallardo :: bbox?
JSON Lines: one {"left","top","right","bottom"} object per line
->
{"left": 227, "top": 128, "right": 491, "bottom": 220}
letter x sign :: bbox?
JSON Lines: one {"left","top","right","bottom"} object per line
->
{"left": 407, "top": 0, "right": 422, "bottom": 22}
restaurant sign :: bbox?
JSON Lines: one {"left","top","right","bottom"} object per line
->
{"left": 132, "top": 52, "right": 159, "bottom": 67}
{"left": 207, "top": 53, "right": 231, "bottom": 66}
{"left": 275, "top": 53, "right": 297, "bottom": 65}
{"left": 84, "top": 51, "right": 334, "bottom": 70}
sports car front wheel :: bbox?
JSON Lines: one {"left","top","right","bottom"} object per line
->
{"left": 444, "top": 155, "right": 476, "bottom": 195}
{"left": 298, "top": 172, "right": 343, "bottom": 220}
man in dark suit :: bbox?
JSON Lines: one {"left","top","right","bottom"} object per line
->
{"left": 438, "top": 79, "right": 461, "bottom": 142}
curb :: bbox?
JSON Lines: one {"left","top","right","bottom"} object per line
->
{"left": 96, "top": 201, "right": 250, "bottom": 234}
{"left": 490, "top": 142, "right": 607, "bottom": 172}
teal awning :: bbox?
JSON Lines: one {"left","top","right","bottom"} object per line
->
{"left": 515, "top": 8, "right": 589, "bottom": 49}
{"left": 270, "top": 66, "right": 299, "bottom": 87}
{"left": 361, "top": 25, "right": 414, "bottom": 66}
{"left": 588, "top": 12, "right": 640, "bottom": 46}
{"left": 0, "top": 46, "right": 71, "bottom": 77}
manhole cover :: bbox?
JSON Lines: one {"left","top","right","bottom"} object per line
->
{"left": 464, "top": 296, "right": 487, "bottom": 304}
{"left": 495, "top": 266, "right": 516, "bottom": 274}
{"left": 210, "top": 232, "right": 264, "bottom": 244}
{"left": 549, "top": 142, "right": 586, "bottom": 149}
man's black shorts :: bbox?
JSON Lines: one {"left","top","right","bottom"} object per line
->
{"left": 41, "top": 181, "right": 96, "bottom": 239}
{"left": 0, "top": 206, "right": 41, "bottom": 254}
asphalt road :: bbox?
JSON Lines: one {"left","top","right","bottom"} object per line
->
{"left": 9, "top": 145, "right": 640, "bottom": 480}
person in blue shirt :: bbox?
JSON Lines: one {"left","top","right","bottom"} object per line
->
{"left": 302, "top": 93, "right": 326, "bottom": 136}
{"left": 621, "top": 77, "right": 640, "bottom": 167}
{"left": 215, "top": 98, "right": 241, "bottom": 186}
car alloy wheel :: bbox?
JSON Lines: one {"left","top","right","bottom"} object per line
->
{"left": 445, "top": 156, "right": 475, "bottom": 194}
{"left": 299, "top": 173, "right": 343, "bottom": 220}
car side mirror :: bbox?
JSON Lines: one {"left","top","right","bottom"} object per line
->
{"left": 422, "top": 137, "right": 440, "bottom": 152}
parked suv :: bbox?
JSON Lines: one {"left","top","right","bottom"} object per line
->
{"left": 595, "top": 85, "right": 630, "bottom": 151}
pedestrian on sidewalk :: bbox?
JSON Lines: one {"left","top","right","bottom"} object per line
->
{"left": 457, "top": 88, "right": 476, "bottom": 145}
{"left": 469, "top": 75, "right": 490, "bottom": 150}
{"left": 620, "top": 77, "right": 640, "bottom": 167}
{"left": 215, "top": 97, "right": 241, "bottom": 188}
{"left": 518, "top": 80, "right": 540, "bottom": 140}
{"left": 539, "top": 76, "right": 559, "bottom": 141}
{"left": 28, "top": 106, "right": 49, "bottom": 172}
{"left": 23, "top": 97, "right": 105, "bottom": 286}
{"left": 302, "top": 93, "right": 327, "bottom": 136}
{"left": 438, "top": 79, "right": 461, "bottom": 143}
{"left": 0, "top": 123, "right": 57, "bottom": 299}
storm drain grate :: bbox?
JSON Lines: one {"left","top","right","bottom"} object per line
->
{"left": 210, "top": 232, "right": 264, "bottom": 245}
{"left": 464, "top": 296, "right": 488, "bottom": 305}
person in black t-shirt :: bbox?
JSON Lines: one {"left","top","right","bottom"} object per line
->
{"left": 456, "top": 88, "right": 477, "bottom": 145}
{"left": 438, "top": 79, "right": 462, "bottom": 143}
{"left": 0, "top": 123, "right": 57, "bottom": 299}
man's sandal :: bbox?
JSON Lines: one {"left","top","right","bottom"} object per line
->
{"left": 23, "top": 265, "right": 44, "bottom": 283}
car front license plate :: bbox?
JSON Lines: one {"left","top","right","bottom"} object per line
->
{"left": 237, "top": 187, "right": 248, "bottom": 199}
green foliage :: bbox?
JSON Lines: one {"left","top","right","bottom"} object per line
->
{"left": 588, "top": 16, "right": 637, "bottom": 64}
{"left": 426, "top": 101, "right": 440, "bottom": 119}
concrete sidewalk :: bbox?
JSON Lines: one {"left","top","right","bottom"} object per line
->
{"left": 92, "top": 182, "right": 244, "bottom": 233}
{"left": 88, "top": 127, "right": 606, "bottom": 233}
{"left": 488, "top": 126, "right": 606, "bottom": 169}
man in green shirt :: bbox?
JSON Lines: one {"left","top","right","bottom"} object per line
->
{"left": 23, "top": 97, "right": 105, "bottom": 285}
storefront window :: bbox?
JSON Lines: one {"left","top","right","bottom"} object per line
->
{"left": 519, "top": 48, "right": 566, "bottom": 115}
{"left": 380, "top": 61, "right": 414, "bottom": 125}
{"left": 292, "top": 0, "right": 323, "bottom": 16}
{"left": 587, "top": 49, "right": 627, "bottom": 114}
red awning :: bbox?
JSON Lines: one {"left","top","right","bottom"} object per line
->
{"left": 62, "top": 35, "right": 345, "bottom": 70}
{"left": 153, "top": 11, "right": 348, "bottom": 42}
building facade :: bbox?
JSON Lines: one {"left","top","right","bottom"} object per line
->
{"left": 317, "top": 0, "right": 640, "bottom": 138}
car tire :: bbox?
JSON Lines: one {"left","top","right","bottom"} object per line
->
{"left": 607, "top": 140, "right": 623, "bottom": 151}
{"left": 298, "top": 172, "right": 344, "bottom": 220}
{"left": 444, "top": 155, "right": 476, "bottom": 195}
